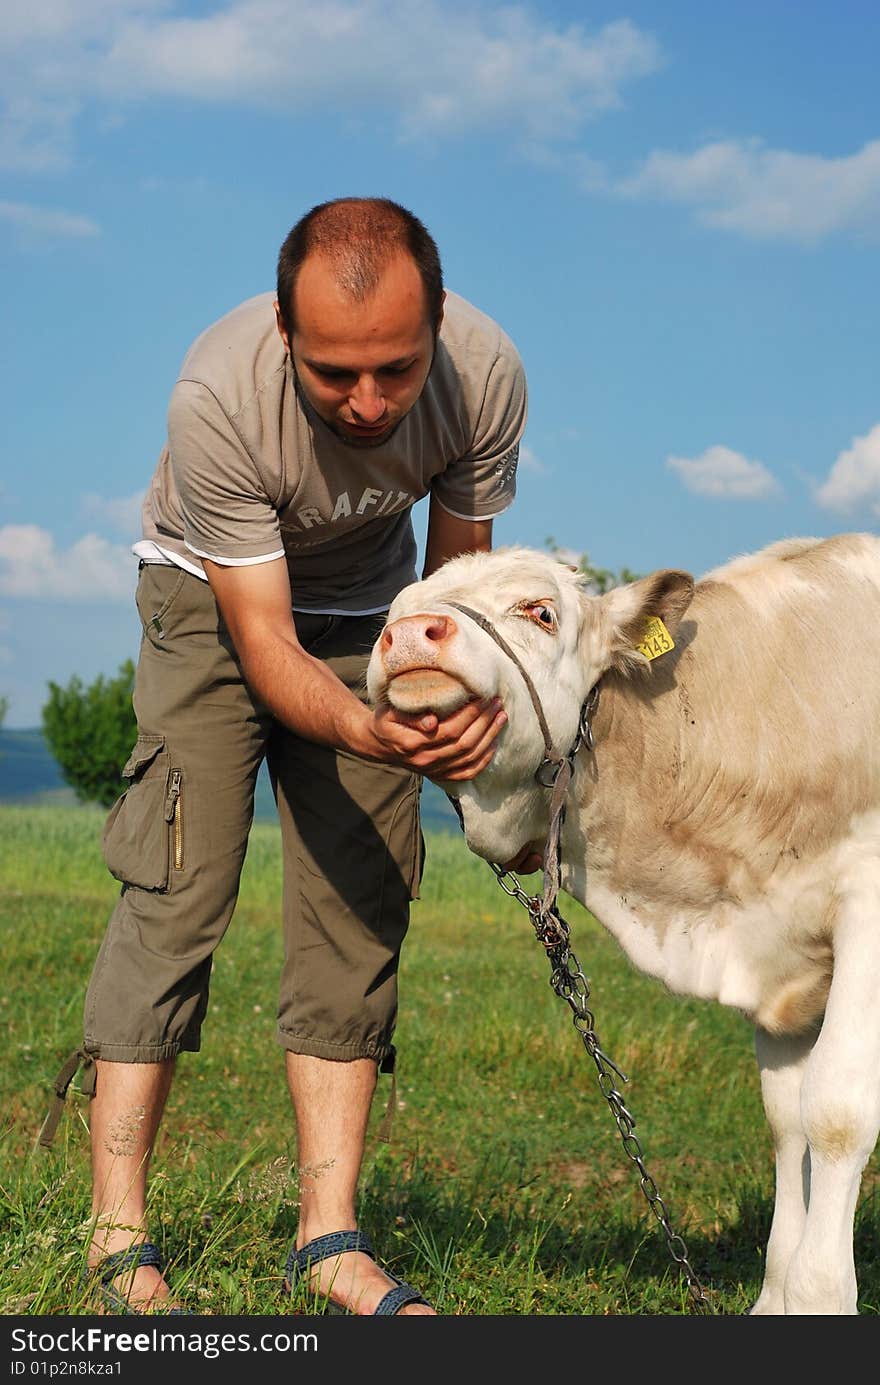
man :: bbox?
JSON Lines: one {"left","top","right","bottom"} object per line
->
{"left": 47, "top": 198, "right": 526, "bottom": 1315}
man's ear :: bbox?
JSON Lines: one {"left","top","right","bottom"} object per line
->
{"left": 274, "top": 300, "right": 291, "bottom": 354}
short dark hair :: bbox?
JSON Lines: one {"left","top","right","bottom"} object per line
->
{"left": 276, "top": 197, "right": 444, "bottom": 338}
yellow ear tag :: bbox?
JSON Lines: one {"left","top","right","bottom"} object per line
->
{"left": 636, "top": 615, "right": 674, "bottom": 661}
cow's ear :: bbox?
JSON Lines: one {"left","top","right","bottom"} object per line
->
{"left": 600, "top": 569, "right": 695, "bottom": 672}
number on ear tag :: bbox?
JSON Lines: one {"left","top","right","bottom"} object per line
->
{"left": 636, "top": 616, "right": 674, "bottom": 661}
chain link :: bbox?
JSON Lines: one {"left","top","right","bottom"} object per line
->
{"left": 491, "top": 862, "right": 715, "bottom": 1314}
{"left": 438, "top": 609, "right": 713, "bottom": 1311}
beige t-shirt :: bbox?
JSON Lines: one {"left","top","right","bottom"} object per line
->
{"left": 138, "top": 289, "right": 527, "bottom": 614}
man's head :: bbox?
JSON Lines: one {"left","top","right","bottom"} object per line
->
{"left": 275, "top": 197, "right": 445, "bottom": 448}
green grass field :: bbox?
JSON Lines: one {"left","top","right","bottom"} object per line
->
{"left": 1, "top": 803, "right": 877, "bottom": 1316}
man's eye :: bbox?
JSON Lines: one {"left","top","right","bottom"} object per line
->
{"left": 518, "top": 601, "right": 558, "bottom": 631}
{"left": 380, "top": 362, "right": 415, "bottom": 377}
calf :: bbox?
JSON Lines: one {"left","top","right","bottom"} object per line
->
{"left": 366, "top": 533, "right": 880, "bottom": 1315}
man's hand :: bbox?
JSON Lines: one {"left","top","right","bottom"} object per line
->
{"left": 203, "top": 554, "right": 507, "bottom": 785}
{"left": 369, "top": 696, "right": 507, "bottom": 782}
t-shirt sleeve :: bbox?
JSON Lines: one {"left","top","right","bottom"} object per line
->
{"left": 167, "top": 380, "right": 285, "bottom": 565}
{"left": 430, "top": 332, "right": 527, "bottom": 522}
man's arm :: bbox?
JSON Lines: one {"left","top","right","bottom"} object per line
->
{"left": 203, "top": 556, "right": 506, "bottom": 781}
{"left": 419, "top": 497, "right": 538, "bottom": 868}
{"left": 422, "top": 499, "right": 492, "bottom": 578}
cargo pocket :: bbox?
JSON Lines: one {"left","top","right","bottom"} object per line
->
{"left": 102, "top": 735, "right": 183, "bottom": 892}
{"left": 386, "top": 774, "right": 424, "bottom": 901}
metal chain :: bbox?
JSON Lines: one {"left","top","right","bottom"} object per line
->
{"left": 490, "top": 862, "right": 715, "bottom": 1314}
{"left": 436, "top": 602, "right": 712, "bottom": 1311}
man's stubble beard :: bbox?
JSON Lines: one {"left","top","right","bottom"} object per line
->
{"left": 329, "top": 417, "right": 406, "bottom": 449}
{"left": 290, "top": 362, "right": 406, "bottom": 449}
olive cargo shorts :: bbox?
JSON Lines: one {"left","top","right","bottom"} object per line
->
{"left": 83, "top": 563, "right": 423, "bottom": 1066}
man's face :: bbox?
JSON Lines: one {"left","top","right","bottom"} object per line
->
{"left": 277, "top": 252, "right": 442, "bottom": 448}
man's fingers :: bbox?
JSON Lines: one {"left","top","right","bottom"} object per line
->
{"left": 384, "top": 697, "right": 490, "bottom": 739}
{"left": 371, "top": 695, "right": 506, "bottom": 773}
{"left": 447, "top": 698, "right": 505, "bottom": 752}
{"left": 428, "top": 700, "right": 506, "bottom": 777}
{"left": 408, "top": 696, "right": 500, "bottom": 743}
{"left": 435, "top": 711, "right": 506, "bottom": 778}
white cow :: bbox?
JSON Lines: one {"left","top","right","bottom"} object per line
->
{"left": 366, "top": 533, "right": 880, "bottom": 1315}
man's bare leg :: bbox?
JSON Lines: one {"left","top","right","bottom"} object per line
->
{"left": 286, "top": 1052, "right": 435, "bottom": 1315}
{"left": 87, "top": 1058, "right": 176, "bottom": 1311}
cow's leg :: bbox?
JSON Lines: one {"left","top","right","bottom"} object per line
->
{"left": 783, "top": 908, "right": 880, "bottom": 1315}
{"left": 750, "top": 1027, "right": 813, "bottom": 1315}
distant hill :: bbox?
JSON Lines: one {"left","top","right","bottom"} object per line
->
{"left": 0, "top": 727, "right": 459, "bottom": 833}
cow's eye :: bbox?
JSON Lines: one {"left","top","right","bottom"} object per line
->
{"left": 517, "top": 601, "right": 558, "bottom": 632}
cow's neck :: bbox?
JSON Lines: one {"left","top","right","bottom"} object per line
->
{"left": 451, "top": 682, "right": 597, "bottom": 865}
{"left": 451, "top": 776, "right": 550, "bottom": 865}
{"left": 555, "top": 672, "right": 775, "bottom": 1014}
{"left": 559, "top": 670, "right": 703, "bottom": 910}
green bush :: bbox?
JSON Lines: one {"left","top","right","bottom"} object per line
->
{"left": 41, "top": 659, "right": 137, "bottom": 808}
{"left": 544, "top": 537, "right": 641, "bottom": 593}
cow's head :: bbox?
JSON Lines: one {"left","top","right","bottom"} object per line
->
{"left": 366, "top": 546, "right": 694, "bottom": 862}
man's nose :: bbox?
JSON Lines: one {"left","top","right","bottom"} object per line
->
{"left": 349, "top": 375, "right": 386, "bottom": 423}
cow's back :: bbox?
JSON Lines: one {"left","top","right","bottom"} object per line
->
{"left": 583, "top": 533, "right": 880, "bottom": 905}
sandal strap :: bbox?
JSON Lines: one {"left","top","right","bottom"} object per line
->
{"left": 89, "top": 1241, "right": 193, "bottom": 1316}
{"left": 374, "top": 1280, "right": 429, "bottom": 1316}
{"left": 98, "top": 1240, "right": 164, "bottom": 1284}
{"left": 286, "top": 1230, "right": 375, "bottom": 1285}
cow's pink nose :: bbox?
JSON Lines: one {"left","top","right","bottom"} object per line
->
{"left": 381, "top": 613, "right": 456, "bottom": 651}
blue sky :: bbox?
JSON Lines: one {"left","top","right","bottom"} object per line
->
{"left": 1, "top": 1, "right": 878, "bottom": 728}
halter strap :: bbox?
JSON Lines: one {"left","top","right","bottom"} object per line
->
{"left": 444, "top": 601, "right": 564, "bottom": 770}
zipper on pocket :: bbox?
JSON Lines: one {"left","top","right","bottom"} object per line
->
{"left": 165, "top": 768, "right": 184, "bottom": 871}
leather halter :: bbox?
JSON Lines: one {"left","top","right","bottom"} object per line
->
{"left": 445, "top": 601, "right": 567, "bottom": 777}
{"left": 443, "top": 599, "right": 598, "bottom": 917}
{"left": 444, "top": 600, "right": 595, "bottom": 784}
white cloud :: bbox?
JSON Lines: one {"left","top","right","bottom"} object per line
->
{"left": 0, "top": 96, "right": 80, "bottom": 172}
{"left": 0, "top": 2, "right": 661, "bottom": 169}
{"left": 666, "top": 444, "right": 781, "bottom": 499}
{"left": 0, "top": 526, "right": 136, "bottom": 601}
{"left": 0, "top": 200, "right": 100, "bottom": 239}
{"left": 814, "top": 424, "right": 880, "bottom": 517}
{"left": 82, "top": 490, "right": 146, "bottom": 536}
{"left": 0, "top": 1, "right": 156, "bottom": 169}
{"left": 519, "top": 444, "right": 544, "bottom": 474}
{"left": 617, "top": 138, "right": 880, "bottom": 244}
